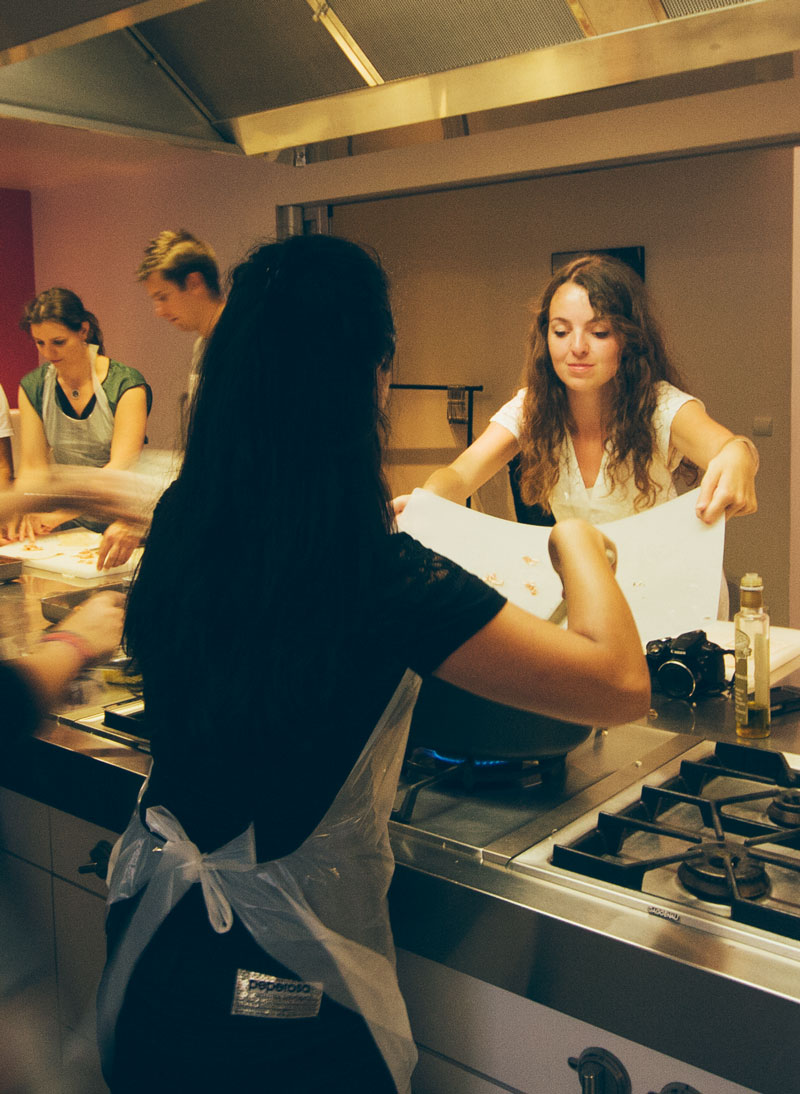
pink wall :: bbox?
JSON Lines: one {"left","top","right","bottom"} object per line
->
{"left": 0, "top": 188, "right": 37, "bottom": 405}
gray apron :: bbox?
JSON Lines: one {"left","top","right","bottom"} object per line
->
{"left": 98, "top": 669, "right": 422, "bottom": 1093}
{"left": 41, "top": 348, "right": 114, "bottom": 467}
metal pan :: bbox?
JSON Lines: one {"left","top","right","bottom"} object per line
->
{"left": 40, "top": 581, "right": 130, "bottom": 624}
{"left": 0, "top": 558, "right": 23, "bottom": 583}
{"left": 408, "top": 675, "right": 591, "bottom": 761}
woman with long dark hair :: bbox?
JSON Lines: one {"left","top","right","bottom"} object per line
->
{"left": 10, "top": 287, "right": 151, "bottom": 565}
{"left": 394, "top": 253, "right": 758, "bottom": 527}
{"left": 98, "top": 235, "right": 649, "bottom": 1093}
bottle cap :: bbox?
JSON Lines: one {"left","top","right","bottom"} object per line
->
{"left": 740, "top": 573, "right": 764, "bottom": 611}
{"left": 741, "top": 573, "right": 763, "bottom": 589}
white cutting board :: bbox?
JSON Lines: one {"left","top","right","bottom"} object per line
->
{"left": 0, "top": 528, "right": 141, "bottom": 579}
{"left": 397, "top": 487, "right": 724, "bottom": 645}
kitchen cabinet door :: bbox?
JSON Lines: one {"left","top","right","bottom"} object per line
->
{"left": 52, "top": 874, "right": 109, "bottom": 1093}
{"left": 0, "top": 785, "right": 51, "bottom": 869}
{"left": 0, "top": 848, "right": 61, "bottom": 1088}
{"left": 49, "top": 807, "right": 115, "bottom": 1091}
{"left": 1, "top": 794, "right": 113, "bottom": 1091}
{"left": 398, "top": 950, "right": 758, "bottom": 1094}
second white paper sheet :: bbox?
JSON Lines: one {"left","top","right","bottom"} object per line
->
{"left": 397, "top": 487, "right": 725, "bottom": 645}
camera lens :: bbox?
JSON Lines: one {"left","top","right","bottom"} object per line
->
{"left": 657, "top": 658, "right": 697, "bottom": 699}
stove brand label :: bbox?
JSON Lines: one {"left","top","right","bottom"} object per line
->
{"left": 231, "top": 970, "right": 323, "bottom": 1018}
{"left": 647, "top": 904, "right": 681, "bottom": 923}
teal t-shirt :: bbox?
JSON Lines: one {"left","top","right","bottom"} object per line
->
{"left": 20, "top": 360, "right": 153, "bottom": 418}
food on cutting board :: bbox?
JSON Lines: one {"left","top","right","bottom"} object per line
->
{"left": 0, "top": 528, "right": 138, "bottom": 575}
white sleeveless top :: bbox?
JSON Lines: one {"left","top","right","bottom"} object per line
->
{"left": 491, "top": 381, "right": 699, "bottom": 524}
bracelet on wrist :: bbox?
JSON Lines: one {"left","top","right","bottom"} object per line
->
{"left": 40, "top": 629, "right": 95, "bottom": 665}
{"left": 718, "top": 434, "right": 759, "bottom": 472}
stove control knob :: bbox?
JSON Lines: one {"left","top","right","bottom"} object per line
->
{"left": 649, "top": 1086, "right": 703, "bottom": 1094}
{"left": 568, "top": 1047, "right": 631, "bottom": 1093}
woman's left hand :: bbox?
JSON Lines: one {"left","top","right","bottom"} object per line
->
{"left": 97, "top": 520, "right": 142, "bottom": 570}
{"left": 695, "top": 439, "right": 758, "bottom": 524}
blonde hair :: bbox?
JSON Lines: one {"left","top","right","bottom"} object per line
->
{"left": 137, "top": 229, "right": 221, "bottom": 297}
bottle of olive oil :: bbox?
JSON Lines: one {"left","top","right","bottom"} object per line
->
{"left": 734, "top": 573, "right": 770, "bottom": 738}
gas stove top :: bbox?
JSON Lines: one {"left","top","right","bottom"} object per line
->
{"left": 549, "top": 741, "right": 800, "bottom": 938}
{"left": 508, "top": 738, "right": 800, "bottom": 957}
{"left": 392, "top": 726, "right": 800, "bottom": 952}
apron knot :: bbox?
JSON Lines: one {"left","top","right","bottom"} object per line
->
{"left": 145, "top": 806, "right": 250, "bottom": 934}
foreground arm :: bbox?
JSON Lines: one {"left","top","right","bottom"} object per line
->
{"left": 9, "top": 590, "right": 125, "bottom": 714}
{"left": 670, "top": 400, "right": 758, "bottom": 524}
{"left": 394, "top": 422, "right": 519, "bottom": 514}
{"left": 0, "top": 467, "right": 157, "bottom": 538}
{"left": 434, "top": 519, "right": 650, "bottom": 727}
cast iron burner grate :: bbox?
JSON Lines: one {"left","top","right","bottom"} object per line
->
{"left": 392, "top": 747, "right": 566, "bottom": 823}
{"left": 551, "top": 741, "right": 800, "bottom": 940}
{"left": 768, "top": 791, "right": 800, "bottom": 827}
{"left": 677, "top": 841, "right": 770, "bottom": 902}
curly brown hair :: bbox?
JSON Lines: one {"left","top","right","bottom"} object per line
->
{"left": 518, "top": 254, "right": 690, "bottom": 513}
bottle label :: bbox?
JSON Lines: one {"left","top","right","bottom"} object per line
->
{"left": 734, "top": 628, "right": 750, "bottom": 727}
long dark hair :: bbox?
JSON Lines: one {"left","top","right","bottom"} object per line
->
{"left": 124, "top": 234, "right": 396, "bottom": 751}
{"left": 519, "top": 254, "right": 689, "bottom": 512}
{"left": 20, "top": 287, "right": 106, "bottom": 356}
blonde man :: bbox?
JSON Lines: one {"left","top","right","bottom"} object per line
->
{"left": 137, "top": 230, "right": 225, "bottom": 395}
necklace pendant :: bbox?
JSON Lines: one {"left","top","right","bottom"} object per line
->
{"left": 71, "top": 389, "right": 80, "bottom": 398}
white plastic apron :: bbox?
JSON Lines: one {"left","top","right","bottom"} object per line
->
{"left": 41, "top": 347, "right": 114, "bottom": 467}
{"left": 97, "top": 669, "right": 422, "bottom": 1093}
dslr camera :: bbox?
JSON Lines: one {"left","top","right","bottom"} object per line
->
{"left": 645, "top": 629, "right": 728, "bottom": 700}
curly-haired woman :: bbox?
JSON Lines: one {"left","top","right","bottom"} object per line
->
{"left": 394, "top": 253, "right": 758, "bottom": 528}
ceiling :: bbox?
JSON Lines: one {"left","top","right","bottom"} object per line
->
{"left": 0, "top": 0, "right": 798, "bottom": 167}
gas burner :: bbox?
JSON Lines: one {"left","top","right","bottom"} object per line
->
{"left": 392, "top": 748, "right": 568, "bottom": 824}
{"left": 678, "top": 841, "right": 771, "bottom": 903}
{"left": 407, "top": 747, "right": 565, "bottom": 791}
{"left": 767, "top": 791, "right": 800, "bottom": 828}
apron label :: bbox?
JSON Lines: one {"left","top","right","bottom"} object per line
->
{"left": 231, "top": 969, "right": 323, "bottom": 1019}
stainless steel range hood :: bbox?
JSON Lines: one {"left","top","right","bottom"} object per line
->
{"left": 0, "top": 0, "right": 797, "bottom": 162}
